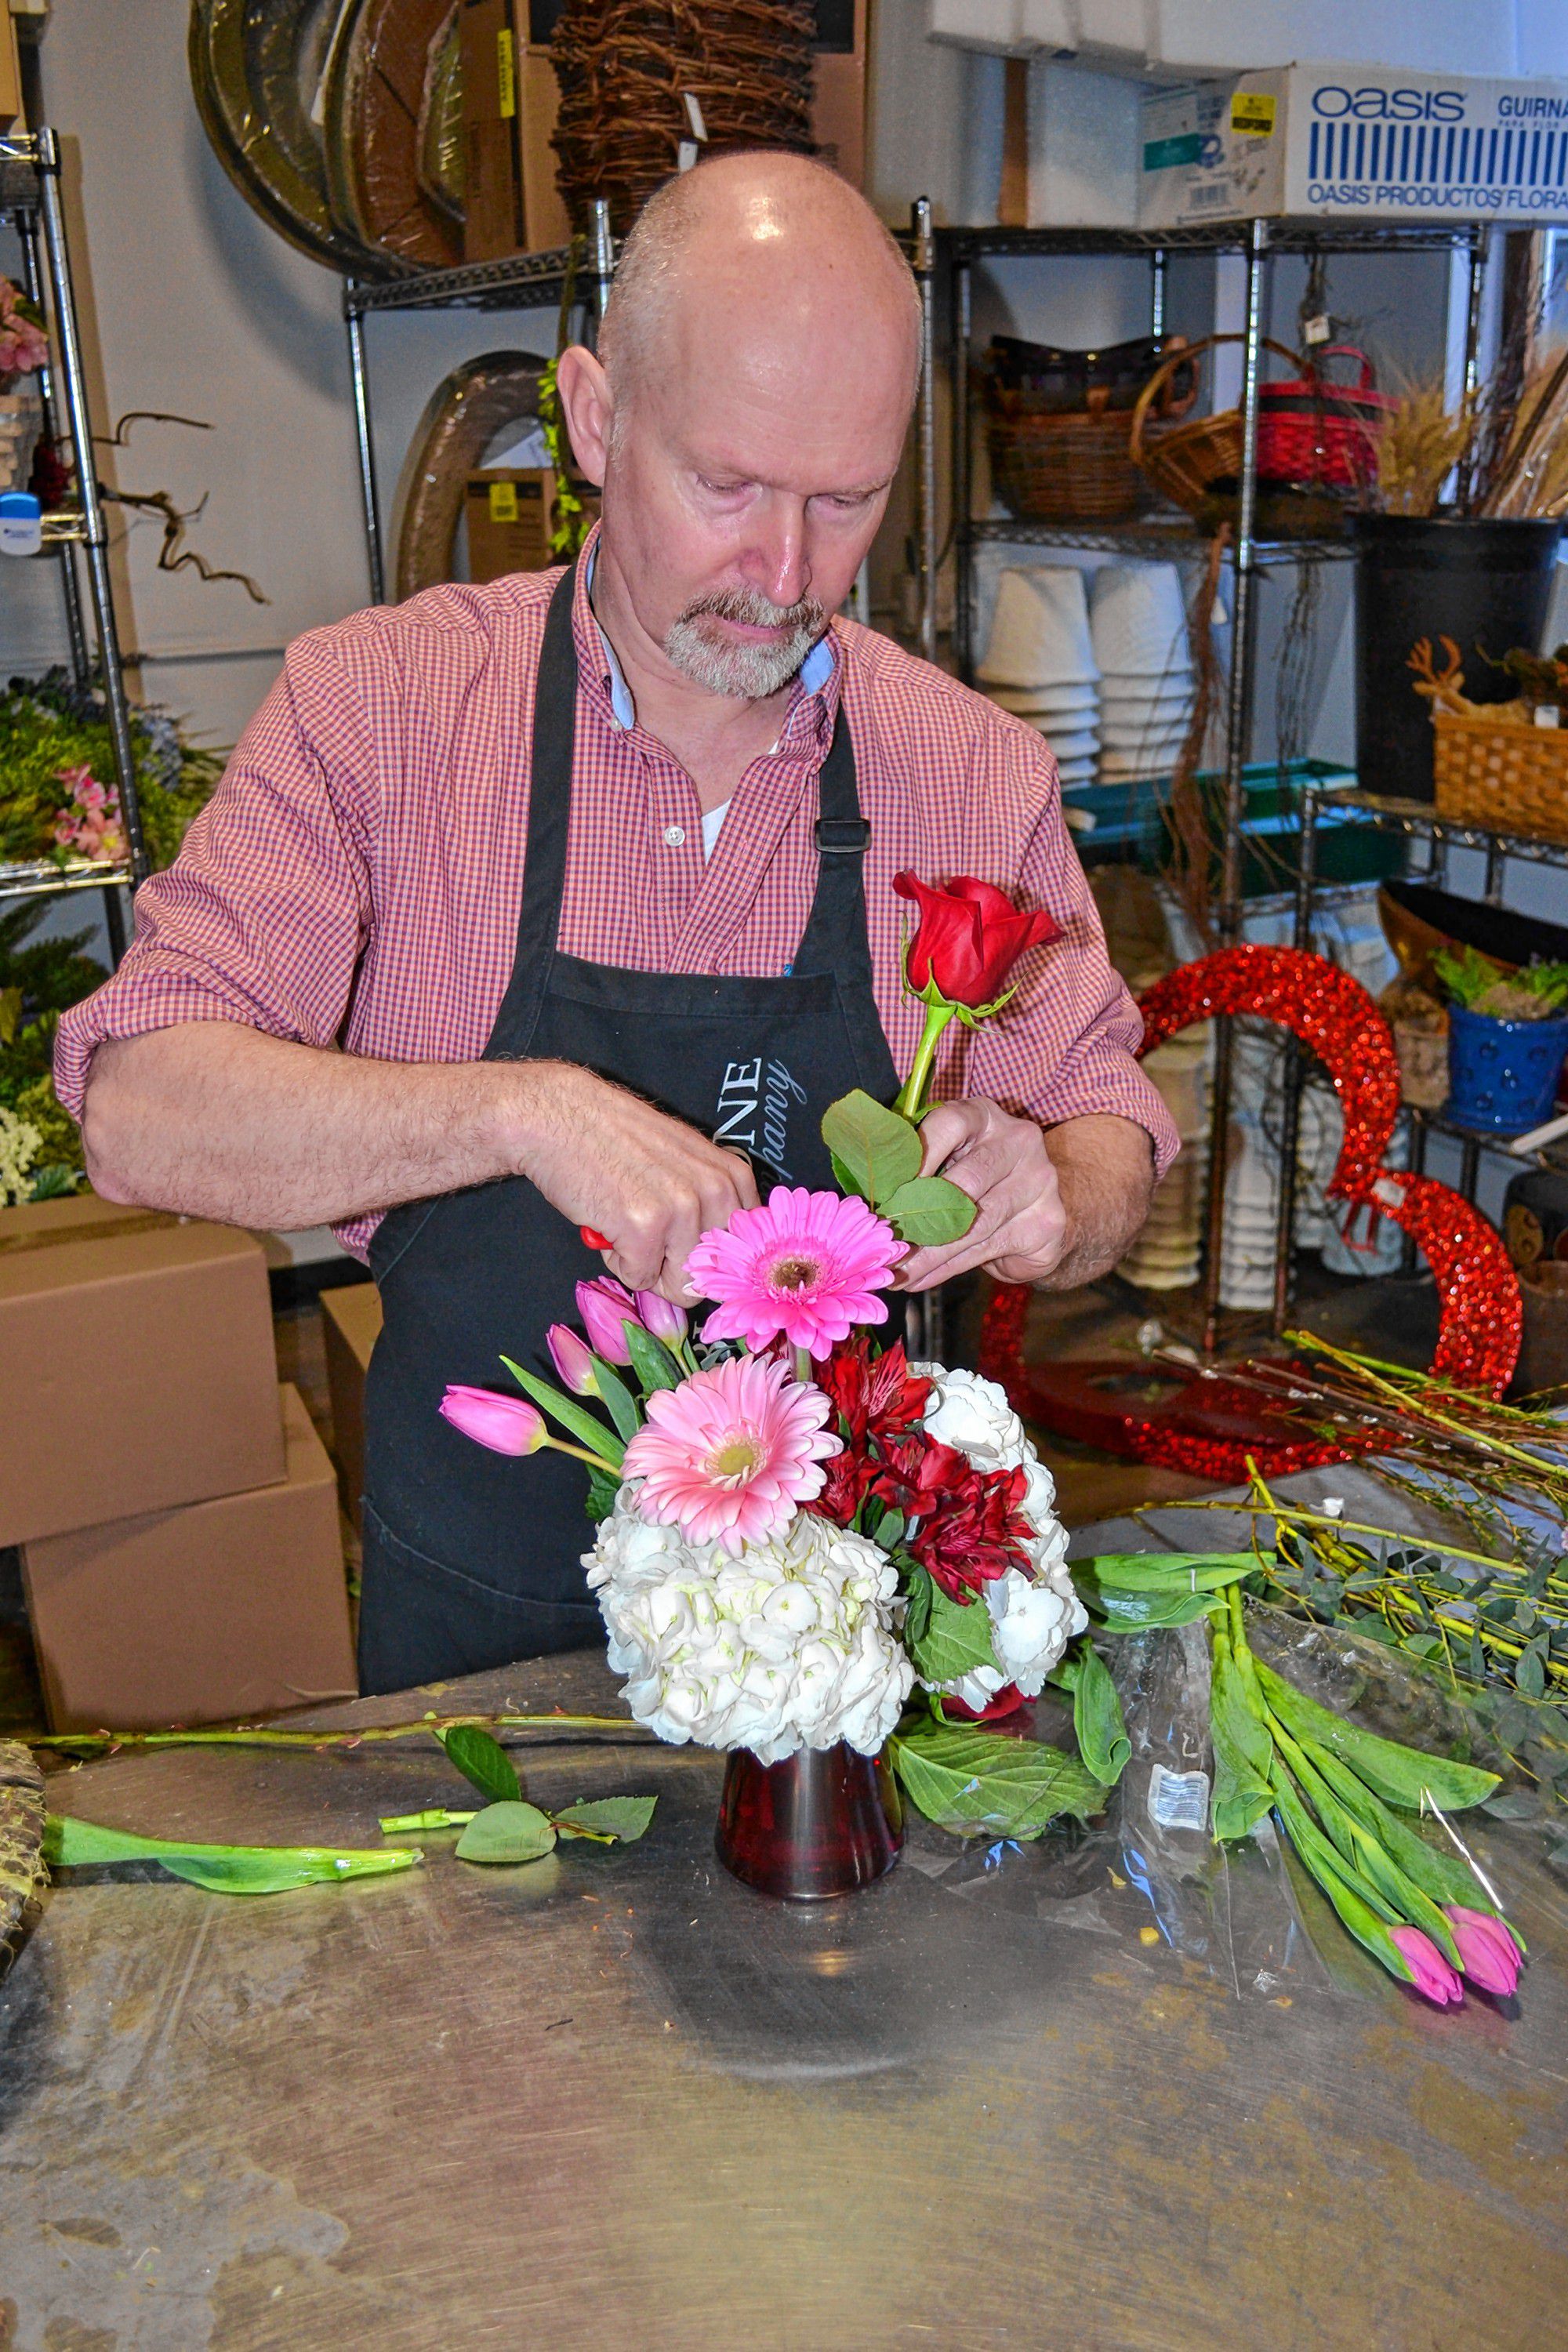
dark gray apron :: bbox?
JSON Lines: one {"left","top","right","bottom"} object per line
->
{"left": 358, "top": 561, "right": 898, "bottom": 1693}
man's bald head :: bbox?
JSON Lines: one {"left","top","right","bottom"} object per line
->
{"left": 554, "top": 151, "right": 917, "bottom": 705}
{"left": 599, "top": 151, "right": 920, "bottom": 423}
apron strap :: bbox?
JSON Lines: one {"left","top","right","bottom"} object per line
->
{"left": 485, "top": 561, "right": 580, "bottom": 1061}
{"left": 792, "top": 698, "right": 874, "bottom": 981}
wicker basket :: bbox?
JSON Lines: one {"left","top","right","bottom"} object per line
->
{"left": 984, "top": 401, "right": 1147, "bottom": 524}
{"left": 1411, "top": 635, "right": 1568, "bottom": 843}
{"left": 1130, "top": 334, "right": 1302, "bottom": 516}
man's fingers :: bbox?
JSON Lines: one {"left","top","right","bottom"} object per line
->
{"left": 916, "top": 1099, "right": 985, "bottom": 1178}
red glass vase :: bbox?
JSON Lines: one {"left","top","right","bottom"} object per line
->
{"left": 715, "top": 1741, "right": 904, "bottom": 1900}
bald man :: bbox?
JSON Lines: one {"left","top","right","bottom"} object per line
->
{"left": 59, "top": 154, "right": 1176, "bottom": 1690}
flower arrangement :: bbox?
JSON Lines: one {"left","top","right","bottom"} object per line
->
{"left": 442, "top": 872, "right": 1113, "bottom": 1869}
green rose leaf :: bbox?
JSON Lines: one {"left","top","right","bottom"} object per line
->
{"left": 819, "top": 1090, "right": 922, "bottom": 1207}
{"left": 1056, "top": 1639, "right": 1131, "bottom": 1787}
{"left": 1254, "top": 1659, "right": 1499, "bottom": 1813}
{"left": 883, "top": 1175, "right": 978, "bottom": 1247}
{"left": 44, "top": 1816, "right": 421, "bottom": 1895}
{"left": 440, "top": 1725, "right": 522, "bottom": 1805}
{"left": 907, "top": 1581, "right": 1000, "bottom": 1686}
{"left": 553, "top": 1795, "right": 658, "bottom": 1843}
{"left": 454, "top": 1801, "right": 558, "bottom": 1865}
{"left": 889, "top": 1726, "right": 1106, "bottom": 1839}
{"left": 829, "top": 1147, "right": 868, "bottom": 1202}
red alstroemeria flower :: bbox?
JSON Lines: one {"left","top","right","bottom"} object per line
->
{"left": 892, "top": 872, "right": 1061, "bottom": 1011}
{"left": 816, "top": 1446, "right": 877, "bottom": 1530}
{"left": 817, "top": 1335, "right": 933, "bottom": 1453}
{"left": 871, "top": 1437, "right": 976, "bottom": 1531}
{"left": 907, "top": 1458, "right": 1029, "bottom": 1609}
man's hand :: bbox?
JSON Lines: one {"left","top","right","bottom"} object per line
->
{"left": 514, "top": 1062, "right": 758, "bottom": 1300}
{"left": 896, "top": 1103, "right": 1156, "bottom": 1294}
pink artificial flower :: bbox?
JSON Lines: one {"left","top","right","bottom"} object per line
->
{"left": 1445, "top": 1907, "right": 1523, "bottom": 1997}
{"left": 634, "top": 1288, "right": 688, "bottom": 1346}
{"left": 0, "top": 316, "right": 46, "bottom": 374}
{"left": 1391, "top": 1926, "right": 1465, "bottom": 2007}
{"left": 622, "top": 1352, "right": 840, "bottom": 1554}
{"left": 575, "top": 1274, "right": 642, "bottom": 1366}
{"left": 685, "top": 1186, "right": 900, "bottom": 1360}
{"left": 547, "top": 1323, "right": 598, "bottom": 1396}
{"left": 439, "top": 1385, "right": 546, "bottom": 1455}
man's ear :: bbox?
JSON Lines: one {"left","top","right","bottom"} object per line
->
{"left": 554, "top": 344, "right": 613, "bottom": 489}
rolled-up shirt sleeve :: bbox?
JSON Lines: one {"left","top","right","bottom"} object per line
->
{"left": 953, "top": 731, "right": 1181, "bottom": 1179}
{"left": 54, "top": 640, "right": 376, "bottom": 1120}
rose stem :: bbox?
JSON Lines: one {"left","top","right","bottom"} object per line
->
{"left": 895, "top": 999, "right": 959, "bottom": 1121}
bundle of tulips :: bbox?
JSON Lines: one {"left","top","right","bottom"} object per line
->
{"left": 441, "top": 874, "right": 1105, "bottom": 1823}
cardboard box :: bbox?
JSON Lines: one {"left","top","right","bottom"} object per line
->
{"left": 1140, "top": 62, "right": 1568, "bottom": 229}
{"left": 462, "top": 0, "right": 571, "bottom": 260}
{"left": 0, "top": 1193, "right": 284, "bottom": 1547}
{"left": 321, "top": 1279, "right": 383, "bottom": 1533}
{"left": 22, "top": 1384, "right": 356, "bottom": 1733}
{"left": 465, "top": 467, "right": 601, "bottom": 580}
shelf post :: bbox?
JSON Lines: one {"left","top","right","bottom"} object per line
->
{"left": 14, "top": 199, "right": 89, "bottom": 684}
{"left": 1271, "top": 775, "right": 1321, "bottom": 1331}
{"left": 343, "top": 283, "right": 386, "bottom": 606}
{"left": 33, "top": 126, "right": 147, "bottom": 886}
{"left": 590, "top": 198, "right": 615, "bottom": 323}
{"left": 1200, "top": 215, "right": 1267, "bottom": 1356}
{"left": 911, "top": 199, "right": 938, "bottom": 666}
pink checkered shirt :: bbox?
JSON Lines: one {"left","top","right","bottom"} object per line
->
{"left": 56, "top": 536, "right": 1178, "bottom": 1256}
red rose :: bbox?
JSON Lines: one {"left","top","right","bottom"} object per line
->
{"left": 892, "top": 872, "right": 1061, "bottom": 1011}
{"left": 945, "top": 1683, "right": 1028, "bottom": 1723}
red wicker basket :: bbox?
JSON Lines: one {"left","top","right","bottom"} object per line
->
{"left": 1257, "top": 345, "right": 1396, "bottom": 492}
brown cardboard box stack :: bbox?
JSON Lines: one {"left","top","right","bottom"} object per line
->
{"left": 465, "top": 468, "right": 601, "bottom": 583}
{"left": 2, "top": 1194, "right": 356, "bottom": 1732}
{"left": 321, "top": 1278, "right": 383, "bottom": 1535}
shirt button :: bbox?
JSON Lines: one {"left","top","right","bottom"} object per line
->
{"left": 662, "top": 824, "right": 686, "bottom": 847}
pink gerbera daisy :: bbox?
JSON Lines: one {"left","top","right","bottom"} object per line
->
{"left": 622, "top": 1353, "right": 840, "bottom": 1555}
{"left": 685, "top": 1186, "right": 899, "bottom": 1359}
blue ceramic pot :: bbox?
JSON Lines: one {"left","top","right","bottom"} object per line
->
{"left": 1446, "top": 1007, "right": 1568, "bottom": 1135}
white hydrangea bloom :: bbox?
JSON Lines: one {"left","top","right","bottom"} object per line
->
{"left": 913, "top": 1363, "right": 1086, "bottom": 1700}
{"left": 584, "top": 1498, "right": 914, "bottom": 1765}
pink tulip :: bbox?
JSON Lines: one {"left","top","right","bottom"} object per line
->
{"left": 634, "top": 1290, "right": 688, "bottom": 1346}
{"left": 547, "top": 1323, "right": 597, "bottom": 1396}
{"left": 1391, "top": 1926, "right": 1465, "bottom": 2007}
{"left": 1445, "top": 1907, "right": 1523, "bottom": 1997}
{"left": 439, "top": 1385, "right": 546, "bottom": 1455}
{"left": 575, "top": 1276, "right": 642, "bottom": 1366}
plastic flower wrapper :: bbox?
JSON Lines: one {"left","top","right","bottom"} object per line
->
{"left": 584, "top": 1499, "right": 914, "bottom": 1763}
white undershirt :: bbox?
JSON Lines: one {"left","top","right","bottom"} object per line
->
{"left": 701, "top": 800, "right": 731, "bottom": 859}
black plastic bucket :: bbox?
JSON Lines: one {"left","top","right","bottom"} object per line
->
{"left": 1352, "top": 515, "right": 1562, "bottom": 802}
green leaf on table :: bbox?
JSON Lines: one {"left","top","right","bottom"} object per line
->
{"left": 591, "top": 1358, "right": 643, "bottom": 1443}
{"left": 553, "top": 1795, "right": 658, "bottom": 1843}
{"left": 882, "top": 1175, "right": 977, "bottom": 1247}
{"left": 45, "top": 1816, "right": 422, "bottom": 1895}
{"left": 1055, "top": 1639, "right": 1131, "bottom": 1787}
{"left": 502, "top": 1359, "right": 626, "bottom": 1468}
{"left": 907, "top": 1581, "right": 1000, "bottom": 1686}
{"left": 889, "top": 1725, "right": 1106, "bottom": 1839}
{"left": 1083, "top": 1552, "right": 1261, "bottom": 1592}
{"left": 1209, "top": 1639, "right": 1273, "bottom": 1843}
{"left": 454, "top": 1801, "right": 557, "bottom": 1865}
{"left": 440, "top": 1725, "right": 522, "bottom": 1805}
{"left": 623, "top": 1323, "right": 684, "bottom": 1397}
{"left": 1072, "top": 1564, "right": 1227, "bottom": 1632}
{"left": 820, "top": 1091, "right": 922, "bottom": 1207}
{"left": 1254, "top": 1659, "right": 1499, "bottom": 1813}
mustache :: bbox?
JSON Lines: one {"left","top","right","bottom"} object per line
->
{"left": 674, "top": 585, "right": 827, "bottom": 634}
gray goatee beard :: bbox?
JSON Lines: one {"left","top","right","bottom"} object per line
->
{"left": 662, "top": 585, "right": 828, "bottom": 701}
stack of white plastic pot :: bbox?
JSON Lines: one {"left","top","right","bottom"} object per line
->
{"left": 1090, "top": 562, "right": 1196, "bottom": 781}
{"left": 1119, "top": 1026, "right": 1210, "bottom": 1291}
{"left": 976, "top": 568, "right": 1101, "bottom": 789}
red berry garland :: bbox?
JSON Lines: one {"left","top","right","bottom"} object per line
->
{"left": 981, "top": 946, "right": 1523, "bottom": 1478}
